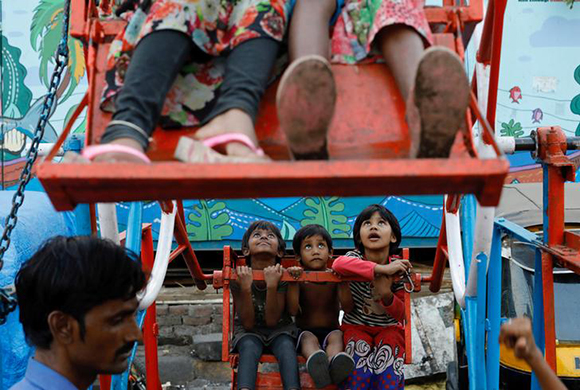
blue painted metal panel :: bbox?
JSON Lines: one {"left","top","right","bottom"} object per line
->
{"left": 486, "top": 227, "right": 503, "bottom": 390}
{"left": 531, "top": 248, "right": 545, "bottom": 390}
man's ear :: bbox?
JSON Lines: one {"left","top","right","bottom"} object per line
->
{"left": 47, "top": 311, "right": 77, "bottom": 345}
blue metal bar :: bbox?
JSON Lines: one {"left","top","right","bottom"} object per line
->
{"left": 111, "top": 202, "right": 143, "bottom": 390}
{"left": 494, "top": 218, "right": 540, "bottom": 245}
{"left": 465, "top": 298, "right": 479, "bottom": 390}
{"left": 461, "top": 195, "right": 477, "bottom": 278}
{"left": 543, "top": 165, "right": 549, "bottom": 245}
{"left": 476, "top": 252, "right": 488, "bottom": 390}
{"left": 466, "top": 251, "right": 490, "bottom": 390}
{"left": 531, "top": 248, "right": 545, "bottom": 390}
{"left": 486, "top": 227, "right": 503, "bottom": 390}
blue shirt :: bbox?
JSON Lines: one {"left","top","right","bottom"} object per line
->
{"left": 11, "top": 358, "right": 79, "bottom": 390}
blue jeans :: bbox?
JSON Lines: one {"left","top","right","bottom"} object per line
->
{"left": 236, "top": 334, "right": 300, "bottom": 390}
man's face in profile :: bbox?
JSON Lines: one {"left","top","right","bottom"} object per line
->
{"left": 68, "top": 297, "right": 142, "bottom": 375}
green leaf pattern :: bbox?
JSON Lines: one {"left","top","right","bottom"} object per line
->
{"left": 301, "top": 197, "right": 350, "bottom": 238}
{"left": 500, "top": 119, "right": 524, "bottom": 138}
{"left": 186, "top": 200, "right": 233, "bottom": 241}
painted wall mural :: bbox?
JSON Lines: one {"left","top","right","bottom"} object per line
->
{"left": 1, "top": 0, "right": 579, "bottom": 250}
{"left": 494, "top": 0, "right": 580, "bottom": 183}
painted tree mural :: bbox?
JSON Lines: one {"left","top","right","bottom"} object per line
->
{"left": 30, "top": 0, "right": 85, "bottom": 102}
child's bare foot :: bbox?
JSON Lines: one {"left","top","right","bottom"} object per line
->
{"left": 408, "top": 47, "right": 470, "bottom": 158}
{"left": 277, "top": 55, "right": 335, "bottom": 160}
{"left": 174, "top": 109, "right": 269, "bottom": 163}
{"left": 62, "top": 138, "right": 149, "bottom": 164}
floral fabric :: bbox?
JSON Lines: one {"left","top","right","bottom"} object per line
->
{"left": 330, "top": 0, "right": 433, "bottom": 64}
{"left": 340, "top": 323, "right": 405, "bottom": 389}
{"left": 101, "top": 0, "right": 290, "bottom": 127}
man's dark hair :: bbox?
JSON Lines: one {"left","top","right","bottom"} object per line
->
{"left": 15, "top": 236, "right": 146, "bottom": 349}
{"left": 292, "top": 224, "right": 333, "bottom": 256}
{"left": 241, "top": 220, "right": 286, "bottom": 265}
{"left": 353, "top": 204, "right": 402, "bottom": 254}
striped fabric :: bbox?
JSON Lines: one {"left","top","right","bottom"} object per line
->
{"left": 341, "top": 251, "right": 404, "bottom": 327}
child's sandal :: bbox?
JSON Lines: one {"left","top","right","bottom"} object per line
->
{"left": 306, "top": 349, "right": 332, "bottom": 389}
{"left": 329, "top": 352, "right": 355, "bottom": 385}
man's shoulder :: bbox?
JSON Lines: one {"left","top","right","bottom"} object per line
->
{"left": 10, "top": 378, "right": 37, "bottom": 390}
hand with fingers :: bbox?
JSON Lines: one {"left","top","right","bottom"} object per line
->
{"left": 375, "top": 259, "right": 412, "bottom": 277}
{"left": 287, "top": 266, "right": 303, "bottom": 281}
{"left": 236, "top": 265, "right": 253, "bottom": 292}
{"left": 264, "top": 264, "right": 283, "bottom": 289}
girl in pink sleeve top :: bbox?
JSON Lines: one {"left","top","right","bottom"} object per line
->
{"left": 331, "top": 204, "right": 412, "bottom": 390}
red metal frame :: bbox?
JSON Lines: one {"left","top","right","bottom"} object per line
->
{"left": 38, "top": 0, "right": 508, "bottom": 213}
{"left": 534, "top": 127, "right": 579, "bottom": 371}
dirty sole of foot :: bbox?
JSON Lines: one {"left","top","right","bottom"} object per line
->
{"left": 414, "top": 47, "right": 470, "bottom": 158}
{"left": 276, "top": 55, "right": 336, "bottom": 160}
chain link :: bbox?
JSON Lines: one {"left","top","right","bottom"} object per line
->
{"left": 0, "top": 0, "right": 71, "bottom": 325}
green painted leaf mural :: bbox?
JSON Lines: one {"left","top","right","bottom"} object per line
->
{"left": 186, "top": 200, "right": 233, "bottom": 241}
{"left": 281, "top": 219, "right": 297, "bottom": 241}
{"left": 572, "top": 65, "right": 580, "bottom": 135}
{"left": 301, "top": 197, "right": 350, "bottom": 238}
{"left": 500, "top": 119, "right": 524, "bottom": 138}
{"left": 2, "top": 35, "right": 33, "bottom": 117}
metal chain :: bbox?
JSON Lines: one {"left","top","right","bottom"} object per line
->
{"left": 0, "top": 0, "right": 71, "bottom": 325}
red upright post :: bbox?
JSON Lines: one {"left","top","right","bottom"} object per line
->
{"left": 141, "top": 227, "right": 162, "bottom": 390}
{"left": 537, "top": 127, "right": 576, "bottom": 371}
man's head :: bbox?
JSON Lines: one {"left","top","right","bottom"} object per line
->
{"left": 292, "top": 224, "right": 333, "bottom": 270}
{"left": 15, "top": 236, "right": 146, "bottom": 375}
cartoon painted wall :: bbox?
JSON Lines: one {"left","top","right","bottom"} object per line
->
{"left": 493, "top": 0, "right": 580, "bottom": 183}
{"left": 1, "top": 0, "right": 579, "bottom": 251}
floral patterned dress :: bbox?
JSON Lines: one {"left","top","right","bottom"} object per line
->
{"left": 101, "top": 0, "right": 290, "bottom": 127}
{"left": 330, "top": 0, "right": 433, "bottom": 64}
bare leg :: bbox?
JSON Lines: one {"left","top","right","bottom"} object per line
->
{"left": 289, "top": 0, "right": 336, "bottom": 61}
{"left": 375, "top": 24, "right": 425, "bottom": 103}
{"left": 300, "top": 332, "right": 322, "bottom": 359}
{"left": 324, "top": 330, "right": 344, "bottom": 360}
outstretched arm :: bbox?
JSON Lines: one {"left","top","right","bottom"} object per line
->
{"left": 332, "top": 256, "right": 412, "bottom": 280}
{"left": 499, "top": 317, "right": 566, "bottom": 390}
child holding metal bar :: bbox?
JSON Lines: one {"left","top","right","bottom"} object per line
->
{"left": 330, "top": 204, "right": 412, "bottom": 389}
{"left": 68, "top": 0, "right": 291, "bottom": 165}
{"left": 230, "top": 221, "right": 300, "bottom": 390}
{"left": 286, "top": 224, "right": 355, "bottom": 388}
{"left": 500, "top": 317, "right": 566, "bottom": 390}
{"left": 278, "top": 0, "right": 470, "bottom": 159}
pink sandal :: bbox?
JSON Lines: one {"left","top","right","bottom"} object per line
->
{"left": 82, "top": 144, "right": 151, "bottom": 163}
{"left": 62, "top": 144, "right": 151, "bottom": 164}
{"left": 174, "top": 133, "right": 268, "bottom": 163}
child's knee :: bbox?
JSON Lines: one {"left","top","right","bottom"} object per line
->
{"left": 294, "top": 0, "right": 336, "bottom": 17}
{"left": 326, "top": 330, "right": 344, "bottom": 346}
{"left": 238, "top": 336, "right": 263, "bottom": 359}
{"left": 300, "top": 331, "right": 320, "bottom": 346}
